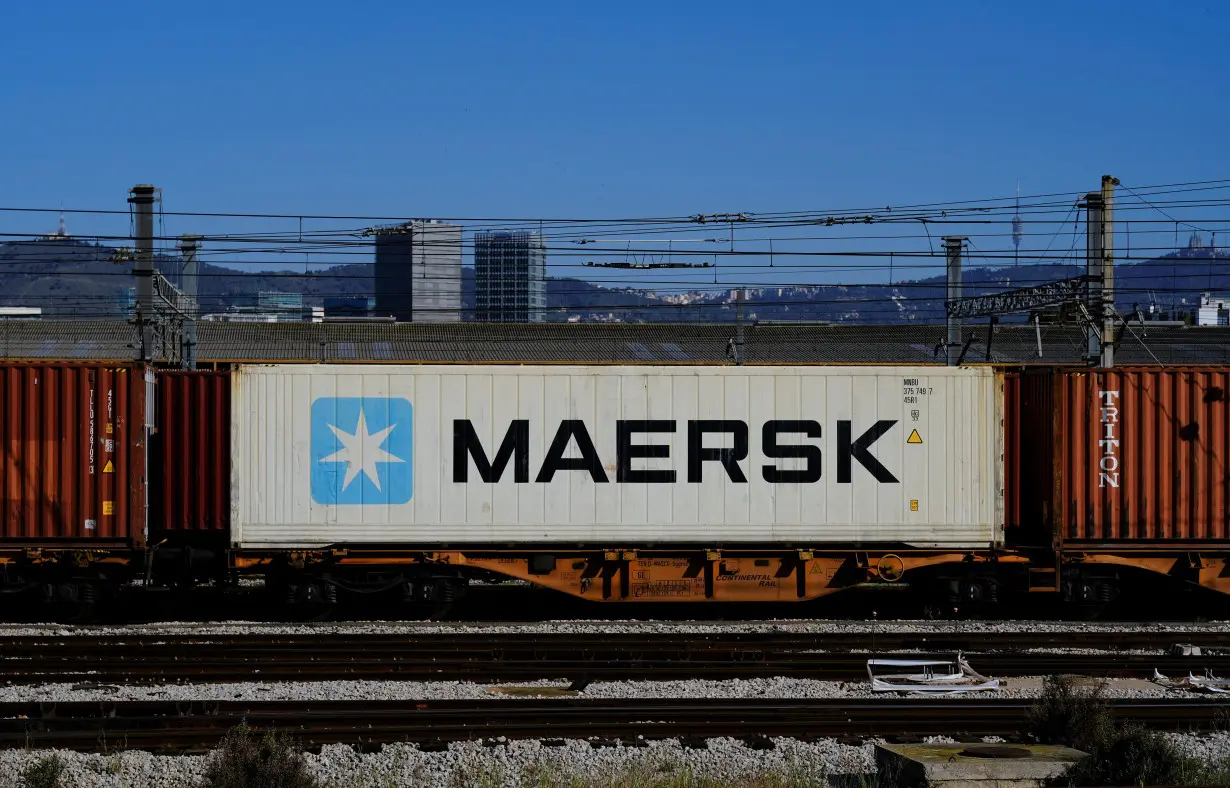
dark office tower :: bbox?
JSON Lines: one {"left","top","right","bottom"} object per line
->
{"left": 374, "top": 220, "right": 462, "bottom": 322}
{"left": 474, "top": 230, "right": 547, "bottom": 322}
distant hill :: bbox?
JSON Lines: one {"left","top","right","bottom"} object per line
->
{"left": 2, "top": 236, "right": 1227, "bottom": 323}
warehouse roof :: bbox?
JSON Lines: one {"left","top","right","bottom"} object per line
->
{"left": 1, "top": 320, "right": 1228, "bottom": 365}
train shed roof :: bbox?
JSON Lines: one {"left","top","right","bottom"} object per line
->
{"left": 0, "top": 320, "right": 1228, "bottom": 366}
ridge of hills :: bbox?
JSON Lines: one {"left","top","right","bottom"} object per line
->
{"left": 1, "top": 237, "right": 1227, "bottom": 323}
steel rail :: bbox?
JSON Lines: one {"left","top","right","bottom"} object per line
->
{"left": 2, "top": 629, "right": 1228, "bottom": 650}
{"left": 1, "top": 698, "right": 1225, "bottom": 753}
{"left": 1, "top": 632, "right": 1228, "bottom": 683}
{"left": 2, "top": 653, "right": 1229, "bottom": 684}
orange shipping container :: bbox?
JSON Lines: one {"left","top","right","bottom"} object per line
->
{"left": 0, "top": 364, "right": 147, "bottom": 544}
{"left": 1008, "top": 368, "right": 1230, "bottom": 545}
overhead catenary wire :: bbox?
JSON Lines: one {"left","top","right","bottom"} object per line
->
{"left": 2, "top": 176, "right": 1227, "bottom": 322}
{"left": 0, "top": 175, "right": 1228, "bottom": 224}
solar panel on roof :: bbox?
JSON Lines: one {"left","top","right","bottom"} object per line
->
{"left": 335, "top": 342, "right": 357, "bottom": 359}
{"left": 660, "top": 343, "right": 689, "bottom": 361}
{"left": 626, "top": 342, "right": 654, "bottom": 360}
{"left": 372, "top": 342, "right": 393, "bottom": 360}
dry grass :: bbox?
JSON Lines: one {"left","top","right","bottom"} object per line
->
{"left": 21, "top": 755, "right": 66, "bottom": 788}
{"left": 1030, "top": 675, "right": 1230, "bottom": 787}
{"left": 509, "top": 758, "right": 832, "bottom": 788}
{"left": 1027, "top": 674, "right": 1115, "bottom": 755}
{"left": 202, "top": 724, "right": 320, "bottom": 788}
{"left": 485, "top": 686, "right": 581, "bottom": 698}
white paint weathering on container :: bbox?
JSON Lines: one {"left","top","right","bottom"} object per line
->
{"left": 231, "top": 365, "right": 1003, "bottom": 548}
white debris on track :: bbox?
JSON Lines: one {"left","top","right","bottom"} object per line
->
{"left": 0, "top": 675, "right": 1185, "bottom": 703}
{"left": 1, "top": 733, "right": 1227, "bottom": 788}
{"left": 0, "top": 618, "right": 1227, "bottom": 637}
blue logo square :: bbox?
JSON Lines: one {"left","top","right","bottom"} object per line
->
{"left": 311, "top": 397, "right": 413, "bottom": 505}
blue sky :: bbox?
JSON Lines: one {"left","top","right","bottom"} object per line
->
{"left": 1, "top": 0, "right": 1226, "bottom": 283}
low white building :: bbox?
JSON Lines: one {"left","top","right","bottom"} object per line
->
{"left": 0, "top": 307, "right": 41, "bottom": 320}
{"left": 1197, "top": 293, "right": 1230, "bottom": 326}
{"left": 202, "top": 305, "right": 324, "bottom": 323}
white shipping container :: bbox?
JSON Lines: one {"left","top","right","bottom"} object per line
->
{"left": 231, "top": 365, "right": 1003, "bottom": 548}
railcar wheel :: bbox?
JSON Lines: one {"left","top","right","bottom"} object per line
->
{"left": 401, "top": 576, "right": 465, "bottom": 621}
{"left": 1060, "top": 569, "right": 1119, "bottom": 620}
{"left": 275, "top": 578, "right": 339, "bottom": 622}
{"left": 291, "top": 603, "right": 338, "bottom": 623}
{"left": 41, "top": 580, "right": 101, "bottom": 624}
{"left": 423, "top": 602, "right": 454, "bottom": 621}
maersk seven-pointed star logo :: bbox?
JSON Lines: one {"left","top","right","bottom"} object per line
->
{"left": 311, "top": 398, "right": 413, "bottom": 505}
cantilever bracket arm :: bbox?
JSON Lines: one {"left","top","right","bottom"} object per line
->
{"left": 945, "top": 276, "right": 1091, "bottom": 319}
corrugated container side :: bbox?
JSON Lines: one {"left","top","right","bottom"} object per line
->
{"left": 1003, "top": 370, "right": 1058, "bottom": 548}
{"left": 232, "top": 364, "right": 1003, "bottom": 548}
{"left": 0, "top": 363, "right": 145, "bottom": 543}
{"left": 1054, "top": 368, "right": 1230, "bottom": 543}
{"left": 1004, "top": 374, "right": 1021, "bottom": 531}
{"left": 150, "top": 371, "right": 231, "bottom": 533}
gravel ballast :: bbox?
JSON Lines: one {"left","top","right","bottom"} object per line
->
{"left": 2, "top": 733, "right": 1227, "bottom": 788}
{"left": 0, "top": 618, "right": 1228, "bottom": 638}
{"left": 0, "top": 675, "right": 1195, "bottom": 703}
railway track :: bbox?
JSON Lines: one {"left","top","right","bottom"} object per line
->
{"left": 2, "top": 698, "right": 1226, "bottom": 753}
{"left": 1, "top": 632, "right": 1228, "bottom": 683}
{"left": 8, "top": 628, "right": 1227, "bottom": 651}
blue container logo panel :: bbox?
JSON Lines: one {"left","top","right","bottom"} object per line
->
{"left": 311, "top": 397, "right": 413, "bottom": 505}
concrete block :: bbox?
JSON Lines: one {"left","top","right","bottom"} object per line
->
{"left": 874, "top": 743, "right": 1088, "bottom": 788}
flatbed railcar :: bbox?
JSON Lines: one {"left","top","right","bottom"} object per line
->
{"left": 1, "top": 361, "right": 1228, "bottom": 618}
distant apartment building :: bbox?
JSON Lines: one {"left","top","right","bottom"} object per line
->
{"left": 374, "top": 220, "right": 462, "bottom": 322}
{"left": 1197, "top": 293, "right": 1230, "bottom": 326}
{"left": 115, "top": 287, "right": 136, "bottom": 315}
{"left": 475, "top": 230, "right": 547, "bottom": 322}
{"left": 323, "top": 296, "right": 376, "bottom": 318}
{"left": 259, "top": 291, "right": 304, "bottom": 311}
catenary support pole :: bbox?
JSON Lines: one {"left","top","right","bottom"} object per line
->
{"left": 1084, "top": 189, "right": 1104, "bottom": 364}
{"left": 127, "top": 185, "right": 158, "bottom": 550}
{"left": 1099, "top": 174, "right": 1118, "bottom": 368}
{"left": 943, "top": 237, "right": 967, "bottom": 366}
{"left": 178, "top": 235, "right": 201, "bottom": 370}
{"left": 735, "top": 288, "right": 745, "bottom": 365}
{"left": 128, "top": 185, "right": 156, "bottom": 363}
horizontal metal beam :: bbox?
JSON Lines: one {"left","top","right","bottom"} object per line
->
{"left": 945, "top": 276, "right": 1090, "bottom": 319}
{"left": 584, "top": 261, "right": 712, "bottom": 269}
{"left": 151, "top": 272, "right": 193, "bottom": 319}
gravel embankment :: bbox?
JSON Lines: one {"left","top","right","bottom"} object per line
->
{"left": 0, "top": 675, "right": 1197, "bottom": 703}
{"left": 1, "top": 733, "right": 1227, "bottom": 788}
{"left": 0, "top": 618, "right": 1227, "bottom": 637}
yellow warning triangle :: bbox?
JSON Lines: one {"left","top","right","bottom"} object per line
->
{"left": 906, "top": 429, "right": 923, "bottom": 444}
{"left": 103, "top": 460, "right": 114, "bottom": 473}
